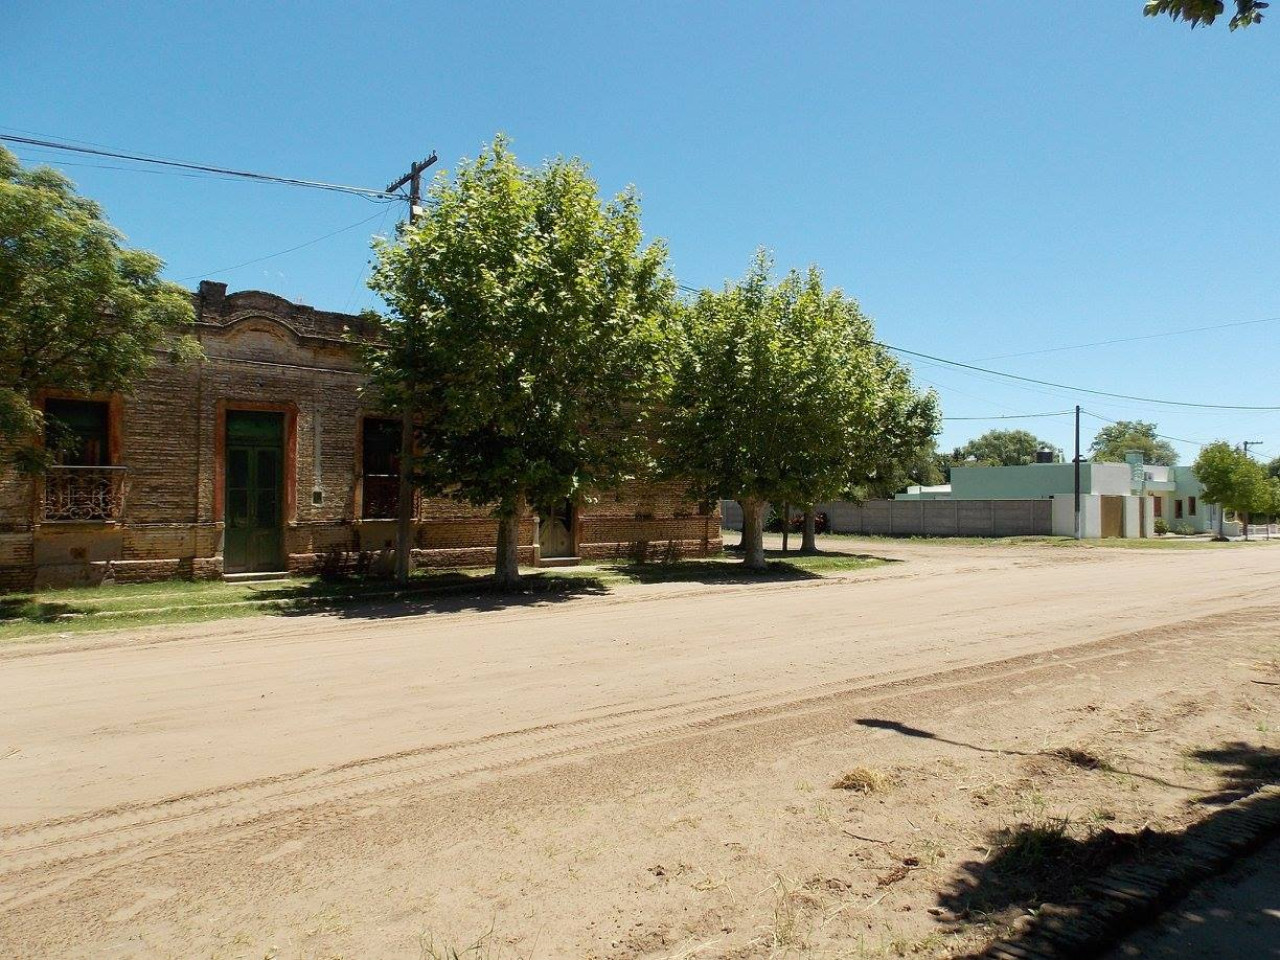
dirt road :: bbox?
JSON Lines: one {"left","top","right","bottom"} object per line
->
{"left": 2, "top": 539, "right": 1278, "bottom": 958}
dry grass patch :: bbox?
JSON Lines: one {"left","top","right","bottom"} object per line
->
{"left": 1045, "top": 745, "right": 1111, "bottom": 771}
{"left": 833, "top": 766, "right": 893, "bottom": 794}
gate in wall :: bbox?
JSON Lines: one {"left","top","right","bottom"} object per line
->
{"left": 1100, "top": 495, "right": 1124, "bottom": 539}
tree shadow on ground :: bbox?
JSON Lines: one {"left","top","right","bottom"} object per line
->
{"left": 940, "top": 819, "right": 1173, "bottom": 923}
{"left": 931, "top": 741, "right": 1280, "bottom": 941}
{"left": 612, "top": 557, "right": 821, "bottom": 584}
{"left": 0, "top": 597, "right": 87, "bottom": 624}
{"left": 853, "top": 718, "right": 1194, "bottom": 791}
{"left": 1190, "top": 742, "right": 1280, "bottom": 805}
{"left": 264, "top": 572, "right": 614, "bottom": 620}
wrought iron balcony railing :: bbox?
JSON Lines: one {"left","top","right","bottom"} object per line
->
{"left": 42, "top": 466, "right": 127, "bottom": 522}
{"left": 361, "top": 474, "right": 423, "bottom": 520}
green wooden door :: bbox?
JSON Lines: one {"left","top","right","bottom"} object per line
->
{"left": 224, "top": 412, "right": 285, "bottom": 573}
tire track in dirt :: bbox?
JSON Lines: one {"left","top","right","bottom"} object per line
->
{"left": 4, "top": 604, "right": 1268, "bottom": 912}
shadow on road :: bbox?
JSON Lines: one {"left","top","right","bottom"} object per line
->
{"left": 269, "top": 572, "right": 614, "bottom": 620}
{"left": 853, "top": 718, "right": 1195, "bottom": 791}
{"left": 913, "top": 740, "right": 1280, "bottom": 955}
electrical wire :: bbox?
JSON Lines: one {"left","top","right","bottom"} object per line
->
{"left": 674, "top": 284, "right": 1278, "bottom": 411}
{"left": 880, "top": 342, "right": 1280, "bottom": 411}
{"left": 977, "top": 314, "right": 1280, "bottom": 362}
{"left": 942, "top": 411, "right": 1073, "bottom": 421}
{"left": 176, "top": 210, "right": 391, "bottom": 282}
{"left": 1, "top": 133, "right": 399, "bottom": 200}
{"left": 1080, "top": 410, "right": 1211, "bottom": 448}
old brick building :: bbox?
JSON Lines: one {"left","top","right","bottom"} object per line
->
{"left": 0, "top": 282, "right": 720, "bottom": 590}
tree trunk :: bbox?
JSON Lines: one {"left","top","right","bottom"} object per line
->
{"left": 781, "top": 502, "right": 789, "bottom": 554}
{"left": 741, "top": 497, "right": 767, "bottom": 570}
{"left": 494, "top": 510, "right": 521, "bottom": 588}
{"left": 801, "top": 506, "right": 817, "bottom": 554}
{"left": 1243, "top": 511, "right": 1251, "bottom": 541}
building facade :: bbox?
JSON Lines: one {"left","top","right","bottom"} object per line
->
{"left": 897, "top": 456, "right": 1216, "bottom": 538}
{"left": 0, "top": 282, "right": 720, "bottom": 591}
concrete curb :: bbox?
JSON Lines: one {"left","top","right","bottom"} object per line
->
{"left": 972, "top": 785, "right": 1280, "bottom": 960}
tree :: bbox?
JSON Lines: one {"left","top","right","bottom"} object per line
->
{"left": 1192, "top": 442, "right": 1270, "bottom": 538}
{"left": 0, "top": 147, "right": 197, "bottom": 465}
{"left": 950, "top": 429, "right": 1061, "bottom": 468}
{"left": 1267, "top": 455, "right": 1280, "bottom": 479}
{"left": 1265, "top": 477, "right": 1280, "bottom": 529}
{"left": 1144, "top": 0, "right": 1267, "bottom": 29}
{"left": 662, "top": 253, "right": 937, "bottom": 567}
{"left": 1089, "top": 420, "right": 1178, "bottom": 467}
{"left": 866, "top": 438, "right": 946, "bottom": 497}
{"left": 366, "top": 137, "right": 674, "bottom": 587}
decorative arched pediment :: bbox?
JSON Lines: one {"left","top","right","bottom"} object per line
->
{"left": 219, "top": 312, "right": 306, "bottom": 343}
{"left": 199, "top": 312, "right": 319, "bottom": 367}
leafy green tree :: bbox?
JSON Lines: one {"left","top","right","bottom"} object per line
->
{"left": 1089, "top": 420, "right": 1178, "bottom": 467}
{"left": 950, "top": 429, "right": 1061, "bottom": 468}
{"left": 1144, "top": 0, "right": 1267, "bottom": 29}
{"left": 366, "top": 137, "right": 674, "bottom": 587}
{"left": 1265, "top": 476, "right": 1280, "bottom": 524}
{"left": 1193, "top": 442, "right": 1270, "bottom": 538}
{"left": 0, "top": 147, "right": 197, "bottom": 465}
{"left": 662, "top": 253, "right": 937, "bottom": 566}
{"left": 866, "top": 438, "right": 946, "bottom": 498}
{"left": 1267, "top": 455, "right": 1280, "bottom": 479}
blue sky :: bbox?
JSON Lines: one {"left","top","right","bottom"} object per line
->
{"left": 5, "top": 2, "right": 1278, "bottom": 460}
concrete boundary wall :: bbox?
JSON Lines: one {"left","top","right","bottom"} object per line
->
{"left": 721, "top": 499, "right": 1053, "bottom": 538}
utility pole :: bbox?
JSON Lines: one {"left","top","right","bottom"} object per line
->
{"left": 386, "top": 152, "right": 438, "bottom": 584}
{"left": 1073, "top": 404, "right": 1082, "bottom": 540}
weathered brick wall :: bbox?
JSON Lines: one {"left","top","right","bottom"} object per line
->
{"left": 1, "top": 282, "right": 720, "bottom": 590}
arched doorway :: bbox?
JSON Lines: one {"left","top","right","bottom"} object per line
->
{"left": 538, "top": 498, "right": 575, "bottom": 559}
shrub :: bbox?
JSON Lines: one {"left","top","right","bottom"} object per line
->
{"left": 1154, "top": 518, "right": 1169, "bottom": 536}
{"left": 317, "top": 544, "right": 376, "bottom": 581}
{"left": 764, "top": 509, "right": 831, "bottom": 534}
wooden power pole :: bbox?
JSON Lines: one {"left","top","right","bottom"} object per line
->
{"left": 386, "top": 152, "right": 437, "bottom": 584}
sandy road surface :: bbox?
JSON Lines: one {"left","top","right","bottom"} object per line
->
{"left": 2, "top": 538, "right": 1278, "bottom": 958}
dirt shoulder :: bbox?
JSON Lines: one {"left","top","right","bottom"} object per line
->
{"left": 1, "top": 538, "right": 1277, "bottom": 958}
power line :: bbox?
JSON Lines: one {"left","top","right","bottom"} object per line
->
{"left": 176, "top": 209, "right": 391, "bottom": 283}
{"left": 13, "top": 152, "right": 271, "bottom": 186}
{"left": 674, "top": 283, "right": 1278, "bottom": 410}
{"left": 1, "top": 133, "right": 398, "bottom": 200}
{"left": 941, "top": 411, "right": 1073, "bottom": 421}
{"left": 978, "top": 314, "right": 1280, "bottom": 362}
{"left": 1080, "top": 410, "right": 1210, "bottom": 448}
{"left": 878, "top": 341, "right": 1280, "bottom": 411}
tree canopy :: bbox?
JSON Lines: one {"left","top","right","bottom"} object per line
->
{"left": 661, "top": 253, "right": 938, "bottom": 567}
{"left": 1144, "top": 0, "right": 1267, "bottom": 29}
{"left": 1193, "top": 442, "right": 1271, "bottom": 535}
{"left": 950, "top": 429, "right": 1061, "bottom": 468}
{"left": 366, "top": 136, "right": 675, "bottom": 585}
{"left": 1089, "top": 420, "right": 1178, "bottom": 467}
{"left": 0, "top": 147, "right": 197, "bottom": 466}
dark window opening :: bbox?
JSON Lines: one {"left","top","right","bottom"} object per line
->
{"left": 361, "top": 417, "right": 401, "bottom": 519}
{"left": 1153, "top": 497, "right": 1162, "bottom": 518}
{"left": 41, "top": 398, "right": 124, "bottom": 522}
{"left": 1188, "top": 496, "right": 1197, "bottom": 516}
{"left": 1175, "top": 499, "right": 1184, "bottom": 519}
{"left": 44, "top": 399, "right": 109, "bottom": 466}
